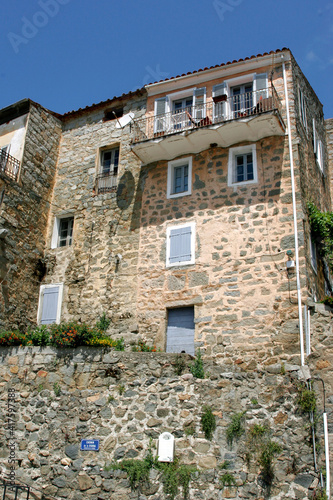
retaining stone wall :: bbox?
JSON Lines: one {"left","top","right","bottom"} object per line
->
{"left": 0, "top": 318, "right": 331, "bottom": 500}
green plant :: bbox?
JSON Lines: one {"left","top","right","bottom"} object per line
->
{"left": 132, "top": 340, "right": 157, "bottom": 352}
{"left": 250, "top": 398, "right": 258, "bottom": 405}
{"left": 297, "top": 383, "right": 316, "bottom": 413}
{"left": 281, "top": 363, "right": 286, "bottom": 375}
{"left": 220, "top": 472, "right": 236, "bottom": 488}
{"left": 0, "top": 330, "right": 26, "bottom": 346}
{"left": 201, "top": 405, "right": 216, "bottom": 440}
{"left": 159, "top": 461, "right": 196, "bottom": 500}
{"left": 184, "top": 424, "right": 195, "bottom": 436}
{"left": 258, "top": 440, "right": 282, "bottom": 483}
{"left": 95, "top": 312, "right": 111, "bottom": 332}
{"left": 313, "top": 489, "right": 328, "bottom": 499}
{"left": 53, "top": 382, "right": 61, "bottom": 397}
{"left": 219, "top": 460, "right": 230, "bottom": 470}
{"left": 174, "top": 353, "right": 186, "bottom": 375}
{"left": 189, "top": 350, "right": 205, "bottom": 379}
{"left": 117, "top": 384, "right": 125, "bottom": 395}
{"left": 38, "top": 384, "right": 44, "bottom": 392}
{"left": 322, "top": 296, "right": 333, "bottom": 308}
{"left": 111, "top": 458, "right": 151, "bottom": 491}
{"left": 27, "top": 325, "right": 50, "bottom": 346}
{"left": 226, "top": 411, "right": 246, "bottom": 446}
{"left": 307, "top": 202, "right": 333, "bottom": 273}
{"left": 249, "top": 423, "right": 267, "bottom": 439}
{"left": 108, "top": 395, "right": 114, "bottom": 402}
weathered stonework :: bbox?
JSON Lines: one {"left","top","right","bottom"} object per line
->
{"left": 0, "top": 101, "right": 62, "bottom": 330}
{"left": 42, "top": 93, "right": 146, "bottom": 333}
{"left": 0, "top": 305, "right": 331, "bottom": 500}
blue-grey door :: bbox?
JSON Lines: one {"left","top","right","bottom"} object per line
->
{"left": 166, "top": 307, "right": 195, "bottom": 355}
{"left": 41, "top": 286, "right": 59, "bottom": 324}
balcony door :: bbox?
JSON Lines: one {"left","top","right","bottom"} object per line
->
{"left": 231, "top": 83, "right": 253, "bottom": 118}
{"left": 172, "top": 97, "right": 193, "bottom": 130}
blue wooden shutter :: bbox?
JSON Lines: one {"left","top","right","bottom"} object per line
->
{"left": 193, "top": 87, "right": 206, "bottom": 120}
{"left": 166, "top": 307, "right": 195, "bottom": 355}
{"left": 212, "top": 82, "right": 227, "bottom": 121}
{"left": 169, "top": 226, "right": 192, "bottom": 264}
{"left": 41, "top": 286, "right": 59, "bottom": 324}
{"left": 154, "top": 97, "right": 167, "bottom": 132}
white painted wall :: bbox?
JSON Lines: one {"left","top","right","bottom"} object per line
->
{"left": 0, "top": 114, "right": 28, "bottom": 161}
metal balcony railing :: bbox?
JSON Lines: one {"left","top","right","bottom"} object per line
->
{"left": 1, "top": 479, "right": 30, "bottom": 499}
{"left": 0, "top": 151, "right": 20, "bottom": 181}
{"left": 131, "top": 86, "right": 282, "bottom": 144}
{"left": 95, "top": 172, "right": 117, "bottom": 194}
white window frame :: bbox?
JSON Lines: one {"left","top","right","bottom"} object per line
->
{"left": 167, "top": 157, "right": 192, "bottom": 199}
{"left": 316, "top": 139, "right": 324, "bottom": 173}
{"left": 313, "top": 119, "right": 324, "bottom": 174}
{"left": 228, "top": 144, "right": 257, "bottom": 187}
{"left": 310, "top": 235, "right": 317, "bottom": 273}
{"left": 37, "top": 283, "right": 63, "bottom": 325}
{"left": 100, "top": 146, "right": 119, "bottom": 175}
{"left": 51, "top": 214, "right": 74, "bottom": 249}
{"left": 166, "top": 222, "right": 196, "bottom": 268}
{"left": 298, "top": 86, "right": 308, "bottom": 133}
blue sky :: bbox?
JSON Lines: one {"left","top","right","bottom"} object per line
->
{"left": 1, "top": 0, "right": 333, "bottom": 117}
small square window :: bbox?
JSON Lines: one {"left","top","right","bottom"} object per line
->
{"left": 51, "top": 216, "right": 74, "bottom": 249}
{"left": 166, "top": 222, "right": 195, "bottom": 267}
{"left": 167, "top": 157, "right": 192, "bottom": 199}
{"left": 228, "top": 145, "right": 257, "bottom": 186}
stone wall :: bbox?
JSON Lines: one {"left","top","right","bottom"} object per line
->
{"left": 0, "top": 316, "right": 331, "bottom": 500}
{"left": 291, "top": 57, "right": 332, "bottom": 300}
{"left": 0, "top": 103, "right": 62, "bottom": 330}
{"left": 42, "top": 94, "right": 145, "bottom": 335}
{"left": 136, "top": 129, "right": 304, "bottom": 359}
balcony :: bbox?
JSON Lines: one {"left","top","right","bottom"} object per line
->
{"left": 95, "top": 172, "right": 117, "bottom": 194}
{"left": 0, "top": 150, "right": 20, "bottom": 181}
{"left": 131, "top": 87, "right": 285, "bottom": 164}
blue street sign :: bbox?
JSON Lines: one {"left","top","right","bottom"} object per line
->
{"left": 80, "top": 439, "right": 99, "bottom": 451}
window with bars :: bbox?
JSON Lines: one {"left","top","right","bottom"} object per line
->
{"left": 96, "top": 146, "right": 120, "bottom": 194}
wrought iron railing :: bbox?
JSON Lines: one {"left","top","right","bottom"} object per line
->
{"left": 95, "top": 172, "right": 117, "bottom": 194}
{"left": 1, "top": 480, "right": 30, "bottom": 499}
{"left": 131, "top": 86, "right": 282, "bottom": 143}
{"left": 0, "top": 151, "right": 20, "bottom": 181}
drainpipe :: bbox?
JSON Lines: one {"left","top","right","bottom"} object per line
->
{"left": 314, "top": 377, "right": 331, "bottom": 499}
{"left": 282, "top": 59, "right": 305, "bottom": 366}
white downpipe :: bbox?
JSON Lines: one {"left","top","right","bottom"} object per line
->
{"left": 323, "top": 412, "right": 331, "bottom": 498}
{"left": 282, "top": 61, "right": 305, "bottom": 366}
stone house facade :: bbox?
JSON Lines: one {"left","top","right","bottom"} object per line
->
{"left": 0, "top": 99, "right": 62, "bottom": 330}
{"left": 0, "top": 49, "right": 332, "bottom": 364}
{"left": 131, "top": 48, "right": 332, "bottom": 363}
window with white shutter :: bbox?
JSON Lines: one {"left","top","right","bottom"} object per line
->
{"left": 166, "top": 223, "right": 195, "bottom": 267}
{"left": 38, "top": 284, "right": 63, "bottom": 324}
